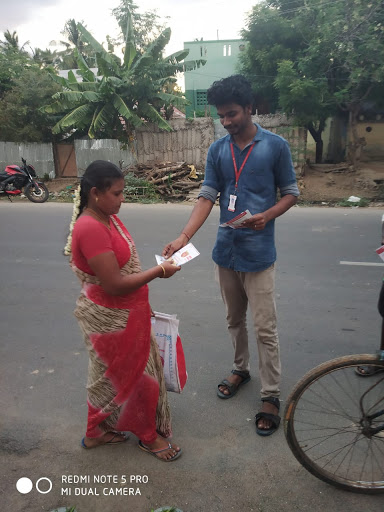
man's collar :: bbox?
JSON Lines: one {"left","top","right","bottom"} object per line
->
{"left": 228, "top": 123, "right": 264, "bottom": 145}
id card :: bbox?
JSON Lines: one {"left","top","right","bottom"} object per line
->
{"left": 228, "top": 194, "right": 237, "bottom": 212}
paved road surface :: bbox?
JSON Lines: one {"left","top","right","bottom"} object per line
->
{"left": 1, "top": 202, "right": 383, "bottom": 512}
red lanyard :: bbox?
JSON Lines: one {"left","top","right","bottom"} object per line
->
{"left": 230, "top": 142, "right": 255, "bottom": 190}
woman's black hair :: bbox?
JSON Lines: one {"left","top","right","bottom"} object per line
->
{"left": 207, "top": 74, "right": 254, "bottom": 108}
{"left": 78, "top": 160, "right": 124, "bottom": 218}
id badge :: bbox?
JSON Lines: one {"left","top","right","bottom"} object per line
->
{"left": 228, "top": 194, "right": 237, "bottom": 212}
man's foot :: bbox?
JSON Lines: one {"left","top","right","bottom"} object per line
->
{"left": 355, "top": 366, "right": 384, "bottom": 377}
{"left": 217, "top": 370, "right": 251, "bottom": 399}
{"left": 138, "top": 435, "right": 181, "bottom": 462}
{"left": 255, "top": 397, "right": 281, "bottom": 436}
{"left": 81, "top": 431, "right": 128, "bottom": 449}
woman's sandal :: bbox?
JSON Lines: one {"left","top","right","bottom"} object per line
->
{"left": 81, "top": 432, "right": 129, "bottom": 449}
{"left": 217, "top": 369, "right": 251, "bottom": 399}
{"left": 255, "top": 396, "right": 281, "bottom": 437}
{"left": 138, "top": 440, "right": 182, "bottom": 462}
{"left": 355, "top": 365, "right": 384, "bottom": 377}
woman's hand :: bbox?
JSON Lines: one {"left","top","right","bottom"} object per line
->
{"left": 158, "top": 260, "right": 181, "bottom": 278}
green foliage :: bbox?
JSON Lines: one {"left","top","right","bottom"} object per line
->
{"left": 337, "top": 197, "right": 371, "bottom": 207}
{"left": 43, "top": 12, "right": 205, "bottom": 141}
{"left": 112, "top": 0, "right": 168, "bottom": 54}
{"left": 0, "top": 67, "right": 61, "bottom": 142}
{"left": 123, "top": 172, "right": 159, "bottom": 202}
{"left": 241, "top": 0, "right": 384, "bottom": 164}
{"left": 0, "top": 46, "right": 31, "bottom": 98}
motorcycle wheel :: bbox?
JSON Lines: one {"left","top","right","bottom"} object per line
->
{"left": 25, "top": 182, "right": 49, "bottom": 203}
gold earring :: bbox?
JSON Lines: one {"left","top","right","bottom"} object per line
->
{"left": 96, "top": 197, "right": 98, "bottom": 202}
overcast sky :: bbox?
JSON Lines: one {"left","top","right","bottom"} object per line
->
{"left": 0, "top": 0, "right": 255, "bottom": 59}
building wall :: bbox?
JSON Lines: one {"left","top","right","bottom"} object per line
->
{"left": 0, "top": 115, "right": 306, "bottom": 177}
{"left": 184, "top": 39, "right": 245, "bottom": 118}
{"left": 353, "top": 122, "right": 384, "bottom": 160}
{"left": 74, "top": 139, "right": 136, "bottom": 176}
{"left": 135, "top": 118, "right": 214, "bottom": 168}
{"left": 215, "top": 114, "right": 306, "bottom": 170}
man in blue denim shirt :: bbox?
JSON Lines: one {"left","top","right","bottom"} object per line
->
{"left": 163, "top": 75, "right": 299, "bottom": 436}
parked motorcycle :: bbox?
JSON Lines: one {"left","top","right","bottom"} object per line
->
{"left": 0, "top": 158, "right": 49, "bottom": 203}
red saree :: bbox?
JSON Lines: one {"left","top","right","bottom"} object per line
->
{"left": 71, "top": 215, "right": 171, "bottom": 444}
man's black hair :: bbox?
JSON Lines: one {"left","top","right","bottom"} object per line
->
{"left": 207, "top": 75, "right": 253, "bottom": 108}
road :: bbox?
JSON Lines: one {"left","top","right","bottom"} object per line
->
{"left": 0, "top": 202, "right": 383, "bottom": 512}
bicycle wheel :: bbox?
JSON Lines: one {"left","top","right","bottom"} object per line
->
{"left": 284, "top": 354, "right": 384, "bottom": 494}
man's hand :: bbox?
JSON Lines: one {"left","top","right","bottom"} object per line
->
{"left": 162, "top": 234, "right": 188, "bottom": 258}
{"left": 241, "top": 212, "right": 270, "bottom": 231}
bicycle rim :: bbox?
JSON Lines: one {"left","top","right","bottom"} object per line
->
{"left": 284, "top": 354, "right": 384, "bottom": 494}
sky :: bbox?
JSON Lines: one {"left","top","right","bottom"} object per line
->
{"left": 0, "top": 0, "right": 256, "bottom": 60}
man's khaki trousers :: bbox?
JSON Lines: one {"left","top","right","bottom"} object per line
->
{"left": 217, "top": 264, "right": 281, "bottom": 398}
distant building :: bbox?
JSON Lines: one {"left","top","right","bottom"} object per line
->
{"left": 183, "top": 39, "right": 246, "bottom": 118}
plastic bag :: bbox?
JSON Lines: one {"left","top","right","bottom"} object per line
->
{"left": 152, "top": 312, "right": 187, "bottom": 393}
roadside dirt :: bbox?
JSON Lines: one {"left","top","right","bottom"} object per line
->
{"left": 298, "top": 160, "right": 384, "bottom": 204}
{"left": 45, "top": 160, "right": 384, "bottom": 205}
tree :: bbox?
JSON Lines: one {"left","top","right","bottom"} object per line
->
{"left": 0, "top": 30, "right": 29, "bottom": 54}
{"left": 0, "top": 30, "right": 32, "bottom": 98}
{"left": 297, "top": 0, "right": 384, "bottom": 166}
{"left": 50, "top": 19, "right": 97, "bottom": 70}
{"left": 112, "top": 0, "right": 168, "bottom": 54}
{"left": 240, "top": 3, "right": 305, "bottom": 114}
{"left": 0, "top": 68, "right": 61, "bottom": 142}
{"left": 43, "top": 12, "right": 205, "bottom": 141}
{"left": 241, "top": 0, "right": 384, "bottom": 166}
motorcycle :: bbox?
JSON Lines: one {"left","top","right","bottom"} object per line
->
{"left": 0, "top": 158, "right": 49, "bottom": 203}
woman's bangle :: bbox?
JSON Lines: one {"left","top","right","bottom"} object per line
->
{"left": 181, "top": 231, "right": 191, "bottom": 241}
{"left": 159, "top": 264, "right": 166, "bottom": 278}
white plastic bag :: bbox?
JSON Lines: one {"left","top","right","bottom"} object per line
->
{"left": 152, "top": 312, "right": 187, "bottom": 393}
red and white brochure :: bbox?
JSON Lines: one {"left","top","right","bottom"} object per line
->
{"left": 155, "top": 243, "right": 200, "bottom": 266}
{"left": 376, "top": 245, "right": 384, "bottom": 261}
{"left": 220, "top": 209, "right": 253, "bottom": 229}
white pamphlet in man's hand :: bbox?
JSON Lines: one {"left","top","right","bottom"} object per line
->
{"left": 155, "top": 243, "right": 200, "bottom": 266}
{"left": 220, "top": 209, "right": 253, "bottom": 229}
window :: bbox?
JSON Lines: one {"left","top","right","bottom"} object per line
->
{"left": 223, "top": 45, "right": 227, "bottom": 57}
{"left": 228, "top": 44, "right": 231, "bottom": 56}
{"left": 196, "top": 91, "right": 208, "bottom": 107}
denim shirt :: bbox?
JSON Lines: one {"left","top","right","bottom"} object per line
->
{"left": 200, "top": 124, "right": 298, "bottom": 272}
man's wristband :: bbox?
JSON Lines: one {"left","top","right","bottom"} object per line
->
{"left": 159, "top": 264, "right": 166, "bottom": 277}
{"left": 181, "top": 231, "right": 191, "bottom": 241}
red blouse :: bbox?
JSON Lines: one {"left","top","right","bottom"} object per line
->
{"left": 71, "top": 215, "right": 131, "bottom": 274}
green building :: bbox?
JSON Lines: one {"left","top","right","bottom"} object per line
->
{"left": 184, "top": 39, "right": 246, "bottom": 118}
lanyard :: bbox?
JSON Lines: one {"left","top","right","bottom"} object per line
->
{"left": 230, "top": 142, "right": 255, "bottom": 191}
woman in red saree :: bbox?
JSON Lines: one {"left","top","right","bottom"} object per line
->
{"left": 66, "top": 160, "right": 182, "bottom": 461}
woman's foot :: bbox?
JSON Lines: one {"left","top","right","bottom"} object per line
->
{"left": 139, "top": 435, "right": 181, "bottom": 461}
{"left": 81, "top": 431, "right": 128, "bottom": 449}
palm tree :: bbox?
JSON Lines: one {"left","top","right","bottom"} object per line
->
{"left": 50, "top": 19, "right": 96, "bottom": 70}
{"left": 44, "top": 12, "right": 206, "bottom": 140}
{"left": 0, "top": 30, "right": 29, "bottom": 54}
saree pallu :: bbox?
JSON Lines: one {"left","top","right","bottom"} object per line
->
{"left": 72, "top": 217, "right": 171, "bottom": 444}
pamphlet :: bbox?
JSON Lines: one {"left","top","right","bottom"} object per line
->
{"left": 220, "top": 209, "right": 253, "bottom": 229}
{"left": 155, "top": 242, "right": 200, "bottom": 266}
{"left": 376, "top": 245, "right": 384, "bottom": 262}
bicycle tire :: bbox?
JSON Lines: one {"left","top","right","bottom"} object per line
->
{"left": 284, "top": 354, "right": 384, "bottom": 494}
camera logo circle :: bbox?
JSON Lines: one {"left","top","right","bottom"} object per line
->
{"left": 16, "top": 477, "right": 52, "bottom": 494}
{"left": 36, "top": 477, "right": 53, "bottom": 494}
{"left": 16, "top": 478, "right": 33, "bottom": 494}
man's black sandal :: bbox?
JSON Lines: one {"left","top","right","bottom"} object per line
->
{"left": 255, "top": 396, "right": 281, "bottom": 436}
{"left": 217, "top": 369, "right": 251, "bottom": 399}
